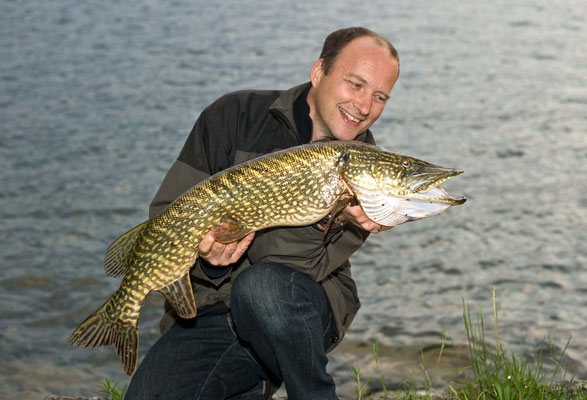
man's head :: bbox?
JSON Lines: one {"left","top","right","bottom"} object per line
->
{"left": 307, "top": 27, "right": 400, "bottom": 142}
{"left": 319, "top": 27, "right": 399, "bottom": 77}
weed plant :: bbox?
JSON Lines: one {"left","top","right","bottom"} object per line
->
{"left": 99, "top": 377, "right": 126, "bottom": 400}
{"left": 352, "top": 289, "right": 586, "bottom": 400}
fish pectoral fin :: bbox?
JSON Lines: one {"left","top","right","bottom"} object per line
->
{"left": 330, "top": 194, "right": 355, "bottom": 218}
{"left": 322, "top": 195, "right": 355, "bottom": 237}
{"left": 211, "top": 216, "right": 251, "bottom": 244}
{"left": 159, "top": 273, "right": 197, "bottom": 319}
{"left": 104, "top": 220, "right": 149, "bottom": 277}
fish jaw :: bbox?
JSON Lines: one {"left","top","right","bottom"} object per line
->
{"left": 352, "top": 183, "right": 466, "bottom": 227}
{"left": 401, "top": 164, "right": 466, "bottom": 205}
{"left": 342, "top": 148, "right": 466, "bottom": 227}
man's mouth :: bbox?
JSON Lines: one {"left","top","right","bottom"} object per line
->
{"left": 339, "top": 107, "right": 360, "bottom": 124}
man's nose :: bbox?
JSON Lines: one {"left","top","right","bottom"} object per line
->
{"left": 354, "top": 93, "right": 372, "bottom": 116}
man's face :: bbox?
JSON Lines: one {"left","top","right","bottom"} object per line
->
{"left": 308, "top": 36, "right": 399, "bottom": 142}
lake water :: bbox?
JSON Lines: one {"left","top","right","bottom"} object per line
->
{"left": 1, "top": 0, "right": 585, "bottom": 398}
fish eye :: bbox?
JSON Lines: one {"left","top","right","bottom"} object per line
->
{"left": 401, "top": 159, "right": 411, "bottom": 168}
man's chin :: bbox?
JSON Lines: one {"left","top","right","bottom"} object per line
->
{"left": 332, "top": 129, "right": 364, "bottom": 142}
{"left": 312, "top": 126, "right": 362, "bottom": 142}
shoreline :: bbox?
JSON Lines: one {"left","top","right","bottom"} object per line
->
{"left": 40, "top": 337, "right": 586, "bottom": 399}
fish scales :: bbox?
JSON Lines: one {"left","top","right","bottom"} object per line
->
{"left": 69, "top": 141, "right": 466, "bottom": 375}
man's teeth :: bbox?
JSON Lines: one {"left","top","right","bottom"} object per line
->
{"left": 339, "top": 107, "right": 360, "bottom": 123}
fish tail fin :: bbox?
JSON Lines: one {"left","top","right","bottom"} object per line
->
{"left": 69, "top": 300, "right": 139, "bottom": 376}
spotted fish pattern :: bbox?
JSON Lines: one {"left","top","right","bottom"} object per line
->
{"left": 68, "top": 141, "right": 465, "bottom": 375}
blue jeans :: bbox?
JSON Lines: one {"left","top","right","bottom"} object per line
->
{"left": 124, "top": 263, "right": 339, "bottom": 400}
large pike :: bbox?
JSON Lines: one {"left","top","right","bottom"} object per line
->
{"left": 69, "top": 141, "right": 466, "bottom": 375}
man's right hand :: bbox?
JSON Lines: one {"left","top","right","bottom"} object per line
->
{"left": 198, "top": 231, "right": 255, "bottom": 266}
{"left": 338, "top": 204, "right": 393, "bottom": 234}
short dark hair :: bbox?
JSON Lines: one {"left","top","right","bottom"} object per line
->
{"left": 319, "top": 27, "right": 399, "bottom": 77}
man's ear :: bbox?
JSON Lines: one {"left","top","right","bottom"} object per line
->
{"left": 310, "top": 58, "right": 325, "bottom": 87}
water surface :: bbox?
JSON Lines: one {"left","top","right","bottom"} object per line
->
{"left": 1, "top": 0, "right": 585, "bottom": 398}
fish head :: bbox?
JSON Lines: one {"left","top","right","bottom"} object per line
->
{"left": 341, "top": 145, "right": 466, "bottom": 227}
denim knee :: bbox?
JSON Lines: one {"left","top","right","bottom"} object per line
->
{"left": 231, "top": 263, "right": 291, "bottom": 316}
{"left": 231, "top": 263, "right": 323, "bottom": 337}
{"left": 230, "top": 263, "right": 338, "bottom": 398}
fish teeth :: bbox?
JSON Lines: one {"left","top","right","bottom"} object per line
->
{"left": 339, "top": 107, "right": 360, "bottom": 123}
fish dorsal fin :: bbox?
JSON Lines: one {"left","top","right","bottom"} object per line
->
{"left": 104, "top": 221, "right": 149, "bottom": 277}
{"left": 159, "top": 273, "right": 197, "bottom": 319}
{"left": 211, "top": 216, "right": 251, "bottom": 244}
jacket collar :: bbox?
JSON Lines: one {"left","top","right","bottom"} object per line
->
{"left": 269, "top": 82, "right": 311, "bottom": 141}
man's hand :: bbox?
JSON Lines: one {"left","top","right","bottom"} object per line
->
{"left": 338, "top": 204, "right": 393, "bottom": 234}
{"left": 198, "top": 231, "right": 255, "bottom": 266}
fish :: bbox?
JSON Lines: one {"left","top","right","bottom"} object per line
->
{"left": 68, "top": 141, "right": 466, "bottom": 375}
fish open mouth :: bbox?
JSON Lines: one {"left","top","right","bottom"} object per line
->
{"left": 347, "top": 169, "right": 466, "bottom": 227}
{"left": 408, "top": 184, "right": 467, "bottom": 206}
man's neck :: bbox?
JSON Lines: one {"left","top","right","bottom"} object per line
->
{"left": 306, "top": 87, "right": 333, "bottom": 142}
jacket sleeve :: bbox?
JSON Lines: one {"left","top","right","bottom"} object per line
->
{"left": 148, "top": 98, "right": 239, "bottom": 284}
{"left": 246, "top": 224, "right": 370, "bottom": 282}
{"left": 149, "top": 159, "right": 210, "bottom": 218}
{"left": 149, "top": 95, "right": 239, "bottom": 218}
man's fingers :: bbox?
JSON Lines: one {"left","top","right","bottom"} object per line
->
{"left": 199, "top": 230, "right": 255, "bottom": 266}
{"left": 212, "top": 240, "right": 227, "bottom": 252}
{"left": 223, "top": 240, "right": 239, "bottom": 254}
{"left": 239, "top": 232, "right": 255, "bottom": 248}
{"left": 340, "top": 204, "right": 395, "bottom": 233}
{"left": 198, "top": 231, "right": 216, "bottom": 254}
{"left": 229, "top": 232, "right": 255, "bottom": 263}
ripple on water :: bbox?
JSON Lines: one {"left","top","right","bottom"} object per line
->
{"left": 0, "top": 276, "right": 54, "bottom": 290}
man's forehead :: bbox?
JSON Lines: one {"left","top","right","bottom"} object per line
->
{"left": 343, "top": 36, "right": 393, "bottom": 57}
{"left": 334, "top": 39, "right": 397, "bottom": 76}
{"left": 334, "top": 37, "right": 396, "bottom": 69}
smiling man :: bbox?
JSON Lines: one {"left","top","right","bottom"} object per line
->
{"left": 308, "top": 35, "right": 398, "bottom": 142}
{"left": 125, "top": 27, "right": 400, "bottom": 400}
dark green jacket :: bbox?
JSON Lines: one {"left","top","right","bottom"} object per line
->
{"left": 151, "top": 82, "right": 374, "bottom": 346}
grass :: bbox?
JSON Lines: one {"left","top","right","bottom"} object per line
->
{"left": 353, "top": 288, "right": 586, "bottom": 400}
{"left": 98, "top": 377, "right": 126, "bottom": 400}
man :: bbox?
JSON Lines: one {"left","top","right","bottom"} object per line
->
{"left": 125, "top": 27, "right": 400, "bottom": 400}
